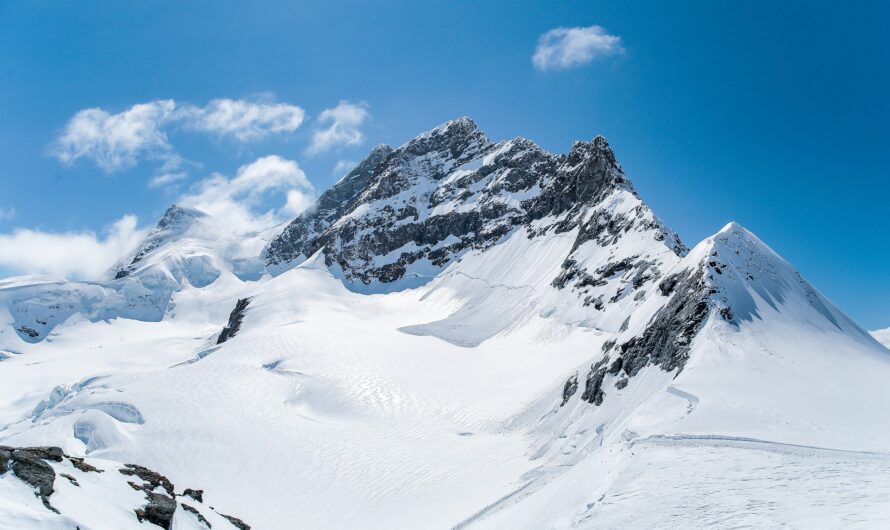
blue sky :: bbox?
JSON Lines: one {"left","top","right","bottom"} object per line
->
{"left": 0, "top": 1, "right": 887, "bottom": 328}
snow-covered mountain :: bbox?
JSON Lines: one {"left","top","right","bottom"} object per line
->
{"left": 872, "top": 327, "right": 890, "bottom": 348}
{"left": 1, "top": 118, "right": 888, "bottom": 529}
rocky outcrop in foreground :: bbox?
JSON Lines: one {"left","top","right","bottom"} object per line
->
{"left": 0, "top": 445, "right": 250, "bottom": 529}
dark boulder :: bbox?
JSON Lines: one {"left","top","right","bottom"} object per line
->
{"left": 134, "top": 492, "right": 176, "bottom": 529}
{"left": 183, "top": 488, "right": 204, "bottom": 503}
{"left": 120, "top": 463, "right": 176, "bottom": 496}
{"left": 219, "top": 513, "right": 251, "bottom": 530}
{"left": 10, "top": 449, "right": 57, "bottom": 511}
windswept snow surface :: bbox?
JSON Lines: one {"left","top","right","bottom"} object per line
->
{"left": 2, "top": 120, "right": 889, "bottom": 529}
{"left": 3, "top": 229, "right": 889, "bottom": 529}
{"left": 0, "top": 260, "right": 595, "bottom": 528}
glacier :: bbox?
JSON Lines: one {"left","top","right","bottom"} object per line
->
{"left": 0, "top": 117, "right": 888, "bottom": 529}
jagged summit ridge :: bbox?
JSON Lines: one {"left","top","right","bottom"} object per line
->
{"left": 264, "top": 117, "right": 682, "bottom": 293}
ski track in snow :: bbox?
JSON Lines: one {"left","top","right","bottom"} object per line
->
{"left": 630, "top": 433, "right": 890, "bottom": 458}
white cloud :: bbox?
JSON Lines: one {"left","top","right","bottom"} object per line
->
{"left": 307, "top": 101, "right": 370, "bottom": 155}
{"left": 148, "top": 172, "right": 188, "bottom": 189}
{"left": 179, "top": 155, "right": 315, "bottom": 233}
{"left": 0, "top": 215, "right": 148, "bottom": 280}
{"left": 52, "top": 100, "right": 176, "bottom": 173}
{"left": 176, "top": 98, "right": 305, "bottom": 141}
{"left": 51, "top": 97, "right": 306, "bottom": 178}
{"left": 282, "top": 189, "right": 315, "bottom": 217}
{"left": 0, "top": 207, "right": 14, "bottom": 222}
{"left": 532, "top": 25, "right": 623, "bottom": 71}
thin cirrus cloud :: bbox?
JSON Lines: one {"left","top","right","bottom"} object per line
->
{"left": 51, "top": 97, "right": 307, "bottom": 178}
{"left": 307, "top": 101, "right": 370, "bottom": 155}
{"left": 148, "top": 171, "right": 189, "bottom": 189}
{"left": 0, "top": 207, "right": 15, "bottom": 222}
{"left": 0, "top": 215, "right": 148, "bottom": 280}
{"left": 532, "top": 25, "right": 623, "bottom": 71}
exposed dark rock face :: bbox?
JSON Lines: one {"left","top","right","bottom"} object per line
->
{"left": 217, "top": 298, "right": 251, "bottom": 344}
{"left": 120, "top": 463, "right": 176, "bottom": 496}
{"left": 183, "top": 488, "right": 204, "bottom": 502}
{"left": 0, "top": 446, "right": 10, "bottom": 474}
{"left": 68, "top": 455, "right": 102, "bottom": 473}
{"left": 219, "top": 513, "right": 252, "bottom": 530}
{"left": 265, "top": 144, "right": 394, "bottom": 267}
{"left": 578, "top": 263, "right": 716, "bottom": 408}
{"left": 134, "top": 491, "right": 177, "bottom": 529}
{"left": 20, "top": 446, "right": 64, "bottom": 462}
{"left": 1, "top": 445, "right": 249, "bottom": 529}
{"left": 121, "top": 464, "right": 182, "bottom": 530}
{"left": 551, "top": 203, "right": 681, "bottom": 311}
{"left": 581, "top": 357, "right": 609, "bottom": 406}
{"left": 619, "top": 316, "right": 630, "bottom": 332}
{"left": 527, "top": 137, "right": 623, "bottom": 222}
{"left": 182, "top": 503, "right": 212, "bottom": 528}
{"left": 617, "top": 267, "right": 711, "bottom": 377}
{"left": 658, "top": 272, "right": 683, "bottom": 296}
{"left": 561, "top": 375, "right": 579, "bottom": 406}
{"left": 8, "top": 447, "right": 59, "bottom": 512}
{"left": 264, "top": 117, "right": 683, "bottom": 292}
{"left": 17, "top": 325, "right": 39, "bottom": 338}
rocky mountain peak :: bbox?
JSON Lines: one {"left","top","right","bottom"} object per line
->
{"left": 315, "top": 144, "right": 393, "bottom": 217}
{"left": 112, "top": 205, "right": 208, "bottom": 279}
{"left": 398, "top": 116, "right": 491, "bottom": 170}
{"left": 156, "top": 204, "right": 207, "bottom": 230}
{"left": 264, "top": 118, "right": 685, "bottom": 293}
{"left": 568, "top": 135, "right": 618, "bottom": 167}
{"left": 526, "top": 135, "right": 627, "bottom": 222}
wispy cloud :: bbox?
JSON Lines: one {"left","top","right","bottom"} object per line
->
{"left": 532, "top": 25, "right": 623, "bottom": 71}
{"left": 179, "top": 155, "right": 315, "bottom": 233}
{"left": 0, "top": 207, "right": 15, "bottom": 222}
{"left": 148, "top": 171, "right": 189, "bottom": 189}
{"left": 307, "top": 101, "right": 370, "bottom": 155}
{"left": 176, "top": 98, "right": 305, "bottom": 142}
{"left": 0, "top": 215, "right": 148, "bottom": 280}
{"left": 51, "top": 97, "right": 307, "bottom": 181}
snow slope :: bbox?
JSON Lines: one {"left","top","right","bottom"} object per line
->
{"left": 2, "top": 118, "right": 888, "bottom": 529}
{"left": 0, "top": 446, "right": 251, "bottom": 530}
{"left": 871, "top": 327, "right": 890, "bottom": 348}
{"left": 0, "top": 204, "right": 275, "bottom": 346}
